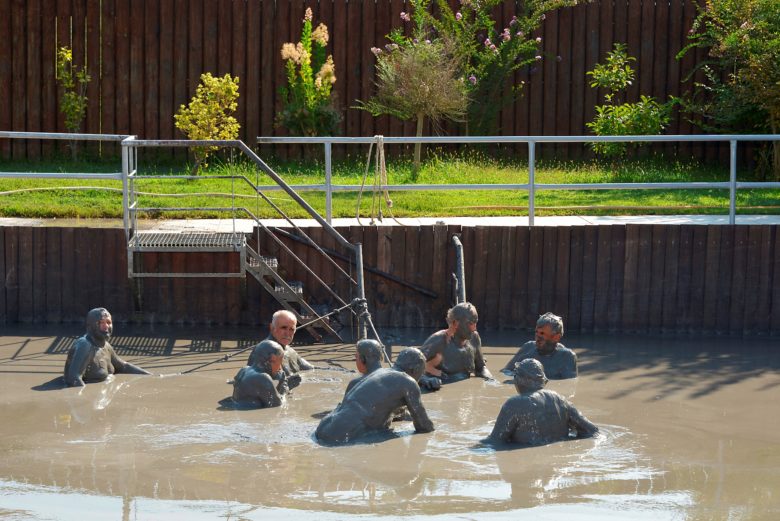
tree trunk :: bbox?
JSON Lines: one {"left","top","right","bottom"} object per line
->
{"left": 413, "top": 113, "right": 424, "bottom": 180}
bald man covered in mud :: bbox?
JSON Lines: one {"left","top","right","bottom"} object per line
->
{"left": 486, "top": 359, "right": 597, "bottom": 446}
{"left": 248, "top": 310, "right": 313, "bottom": 377}
{"left": 501, "top": 312, "right": 578, "bottom": 380}
{"left": 63, "top": 307, "right": 151, "bottom": 387}
{"left": 232, "top": 340, "right": 299, "bottom": 408}
{"left": 418, "top": 302, "right": 493, "bottom": 390}
{"left": 315, "top": 347, "right": 434, "bottom": 445}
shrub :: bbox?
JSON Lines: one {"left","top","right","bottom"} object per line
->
{"left": 56, "top": 46, "right": 91, "bottom": 159}
{"left": 586, "top": 44, "right": 673, "bottom": 157}
{"left": 174, "top": 73, "right": 240, "bottom": 175}
{"left": 276, "top": 8, "right": 341, "bottom": 136}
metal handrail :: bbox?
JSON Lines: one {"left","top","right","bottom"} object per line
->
{"left": 257, "top": 133, "right": 780, "bottom": 225}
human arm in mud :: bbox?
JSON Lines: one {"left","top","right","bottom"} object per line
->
{"left": 486, "top": 399, "right": 520, "bottom": 443}
{"left": 107, "top": 345, "right": 151, "bottom": 375}
{"left": 418, "top": 332, "right": 446, "bottom": 390}
{"left": 63, "top": 340, "right": 93, "bottom": 387}
{"left": 402, "top": 379, "right": 434, "bottom": 434}
{"left": 233, "top": 369, "right": 283, "bottom": 408}
{"left": 471, "top": 331, "right": 493, "bottom": 380}
{"left": 566, "top": 401, "right": 598, "bottom": 438}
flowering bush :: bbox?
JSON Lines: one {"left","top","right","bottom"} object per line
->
{"left": 586, "top": 44, "right": 673, "bottom": 157}
{"left": 174, "top": 73, "right": 240, "bottom": 174}
{"left": 277, "top": 8, "right": 341, "bottom": 136}
{"left": 678, "top": 0, "right": 780, "bottom": 178}
{"left": 399, "top": 0, "right": 581, "bottom": 135}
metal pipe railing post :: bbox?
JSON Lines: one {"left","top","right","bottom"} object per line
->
{"left": 325, "top": 141, "right": 333, "bottom": 224}
{"left": 451, "top": 235, "right": 466, "bottom": 303}
{"left": 355, "top": 243, "right": 367, "bottom": 339}
{"left": 528, "top": 140, "right": 536, "bottom": 226}
{"left": 729, "top": 139, "right": 737, "bottom": 225}
{"left": 121, "top": 137, "right": 131, "bottom": 241}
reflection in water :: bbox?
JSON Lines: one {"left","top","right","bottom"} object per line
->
{"left": 1, "top": 330, "right": 779, "bottom": 519}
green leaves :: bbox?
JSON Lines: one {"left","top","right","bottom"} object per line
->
{"left": 55, "top": 46, "right": 91, "bottom": 134}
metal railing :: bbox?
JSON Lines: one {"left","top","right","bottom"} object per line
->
{"left": 257, "top": 134, "right": 780, "bottom": 225}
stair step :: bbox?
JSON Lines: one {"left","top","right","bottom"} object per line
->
{"left": 129, "top": 231, "right": 244, "bottom": 252}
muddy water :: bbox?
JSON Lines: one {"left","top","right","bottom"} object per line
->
{"left": 1, "top": 326, "right": 779, "bottom": 520}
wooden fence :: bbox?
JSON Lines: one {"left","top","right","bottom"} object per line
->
{"left": 2, "top": 224, "right": 779, "bottom": 335}
{"left": 0, "top": 0, "right": 714, "bottom": 161}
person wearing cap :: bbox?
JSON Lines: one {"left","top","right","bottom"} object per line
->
{"left": 315, "top": 347, "right": 434, "bottom": 445}
{"left": 63, "top": 307, "right": 152, "bottom": 387}
{"left": 486, "top": 358, "right": 598, "bottom": 445}
{"left": 501, "top": 312, "right": 578, "bottom": 380}
{"left": 232, "top": 340, "right": 299, "bottom": 408}
{"left": 418, "top": 302, "right": 493, "bottom": 390}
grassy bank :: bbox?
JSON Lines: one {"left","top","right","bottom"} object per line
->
{"left": 1, "top": 151, "right": 778, "bottom": 219}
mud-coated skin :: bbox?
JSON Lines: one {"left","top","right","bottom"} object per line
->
{"left": 63, "top": 308, "right": 150, "bottom": 387}
{"left": 315, "top": 349, "right": 434, "bottom": 445}
{"left": 501, "top": 341, "right": 578, "bottom": 380}
{"left": 419, "top": 330, "right": 490, "bottom": 388}
{"left": 247, "top": 334, "right": 313, "bottom": 376}
{"left": 487, "top": 389, "right": 598, "bottom": 445}
{"left": 343, "top": 339, "right": 384, "bottom": 398}
{"left": 231, "top": 366, "right": 284, "bottom": 408}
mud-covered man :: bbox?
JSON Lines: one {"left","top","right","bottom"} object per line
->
{"left": 63, "top": 307, "right": 151, "bottom": 387}
{"left": 501, "top": 312, "right": 578, "bottom": 380}
{"left": 248, "top": 310, "right": 313, "bottom": 376}
{"left": 315, "top": 347, "right": 434, "bottom": 445}
{"left": 486, "top": 359, "right": 598, "bottom": 446}
{"left": 418, "top": 302, "right": 493, "bottom": 390}
{"left": 343, "top": 338, "right": 385, "bottom": 398}
{"left": 232, "top": 340, "right": 299, "bottom": 408}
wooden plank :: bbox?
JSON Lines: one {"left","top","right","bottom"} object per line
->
{"left": 275, "top": 0, "right": 290, "bottom": 156}
{"left": 626, "top": 0, "right": 642, "bottom": 103}
{"left": 554, "top": 226, "right": 571, "bottom": 324}
{"left": 203, "top": 0, "right": 218, "bottom": 73}
{"left": 661, "top": 226, "right": 679, "bottom": 332}
{"left": 128, "top": 0, "right": 145, "bottom": 135}
{"left": 542, "top": 9, "right": 559, "bottom": 141}
{"left": 526, "top": 226, "right": 544, "bottom": 325}
{"left": 2, "top": 228, "right": 17, "bottom": 323}
{"left": 579, "top": 226, "right": 597, "bottom": 332}
{"left": 17, "top": 228, "right": 33, "bottom": 322}
{"left": 11, "top": 0, "right": 26, "bottom": 156}
{"left": 647, "top": 225, "right": 666, "bottom": 332}
{"left": 527, "top": 24, "right": 544, "bottom": 136}
{"left": 100, "top": 0, "right": 117, "bottom": 135}
{"left": 674, "top": 225, "right": 693, "bottom": 332}
{"left": 635, "top": 225, "right": 653, "bottom": 332}
{"left": 688, "top": 225, "right": 707, "bottom": 332}
{"left": 144, "top": 0, "right": 160, "bottom": 139}
{"left": 540, "top": 227, "right": 558, "bottom": 314}
{"left": 582, "top": 0, "right": 601, "bottom": 137}
{"left": 568, "top": 1, "right": 587, "bottom": 145}
{"left": 771, "top": 227, "right": 780, "bottom": 333}
{"left": 741, "top": 225, "right": 763, "bottom": 333}
{"left": 85, "top": 0, "right": 100, "bottom": 136}
{"left": 607, "top": 225, "right": 625, "bottom": 331}
{"left": 0, "top": 228, "right": 5, "bottom": 321}
{"left": 418, "top": 226, "right": 436, "bottom": 327}
{"left": 701, "top": 225, "right": 721, "bottom": 331}
{"left": 84, "top": 229, "right": 102, "bottom": 310}
{"left": 592, "top": 225, "right": 611, "bottom": 332}
{"left": 159, "top": 0, "right": 175, "bottom": 141}
{"left": 0, "top": 0, "right": 11, "bottom": 156}
{"left": 566, "top": 226, "right": 583, "bottom": 332}
{"left": 26, "top": 0, "right": 42, "bottom": 157}
{"left": 114, "top": 0, "right": 131, "bottom": 134}
{"left": 389, "top": 224, "right": 406, "bottom": 327}
{"left": 497, "top": 226, "right": 517, "bottom": 328}
{"left": 244, "top": 0, "right": 260, "bottom": 144}
{"left": 613, "top": 0, "right": 628, "bottom": 44}
{"left": 360, "top": 0, "right": 375, "bottom": 137}
{"left": 259, "top": 0, "right": 274, "bottom": 137}
{"left": 60, "top": 228, "right": 76, "bottom": 322}
{"left": 32, "top": 228, "right": 47, "bottom": 321}
{"left": 345, "top": 0, "right": 361, "bottom": 136}
{"left": 482, "top": 226, "right": 502, "bottom": 329}
{"left": 728, "top": 226, "right": 748, "bottom": 334}
{"left": 556, "top": 6, "right": 573, "bottom": 150}
{"left": 217, "top": 0, "right": 232, "bottom": 76}
{"left": 621, "top": 224, "right": 640, "bottom": 332}
{"left": 755, "top": 226, "right": 774, "bottom": 335}
{"left": 429, "top": 224, "right": 449, "bottom": 327}
{"left": 715, "top": 226, "right": 734, "bottom": 334}
{"left": 510, "top": 227, "right": 530, "bottom": 328}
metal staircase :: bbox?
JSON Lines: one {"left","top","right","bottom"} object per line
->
{"left": 120, "top": 138, "right": 371, "bottom": 344}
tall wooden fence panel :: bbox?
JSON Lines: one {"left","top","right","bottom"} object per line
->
{"left": 2, "top": 224, "right": 778, "bottom": 336}
{"left": 0, "top": 0, "right": 715, "bottom": 161}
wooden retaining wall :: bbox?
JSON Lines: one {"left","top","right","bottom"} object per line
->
{"left": 2, "top": 224, "right": 779, "bottom": 335}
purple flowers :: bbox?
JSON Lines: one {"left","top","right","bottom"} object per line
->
{"left": 400, "top": 11, "right": 411, "bottom": 22}
{"left": 536, "top": 36, "right": 542, "bottom": 43}
{"left": 501, "top": 28, "right": 511, "bottom": 41}
{"left": 469, "top": 75, "right": 477, "bottom": 85}
{"left": 371, "top": 47, "right": 382, "bottom": 55}
{"left": 456, "top": 12, "right": 462, "bottom": 21}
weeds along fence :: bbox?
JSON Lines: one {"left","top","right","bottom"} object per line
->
{"left": 1, "top": 0, "right": 719, "bottom": 161}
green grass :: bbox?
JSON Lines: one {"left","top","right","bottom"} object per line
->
{"left": 1, "top": 150, "right": 778, "bottom": 219}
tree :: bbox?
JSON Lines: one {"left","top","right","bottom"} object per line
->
{"left": 679, "top": 0, "right": 780, "bottom": 178}
{"left": 55, "top": 46, "right": 91, "bottom": 158}
{"left": 356, "top": 39, "right": 468, "bottom": 178}
{"left": 174, "top": 73, "right": 240, "bottom": 175}
{"left": 277, "top": 8, "right": 341, "bottom": 137}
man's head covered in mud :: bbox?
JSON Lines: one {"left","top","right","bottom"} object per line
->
{"left": 86, "top": 307, "right": 113, "bottom": 345}
{"left": 392, "top": 347, "right": 426, "bottom": 383}
{"left": 252, "top": 339, "right": 285, "bottom": 375}
{"left": 535, "top": 312, "right": 564, "bottom": 354}
{"left": 356, "top": 338, "right": 384, "bottom": 374}
{"left": 513, "top": 358, "right": 548, "bottom": 394}
{"left": 446, "top": 302, "right": 478, "bottom": 342}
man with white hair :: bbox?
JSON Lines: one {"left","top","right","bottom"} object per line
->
{"left": 248, "top": 309, "right": 313, "bottom": 377}
{"left": 487, "top": 359, "right": 597, "bottom": 445}
{"left": 501, "top": 312, "right": 578, "bottom": 380}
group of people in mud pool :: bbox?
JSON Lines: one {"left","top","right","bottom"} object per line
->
{"left": 63, "top": 305, "right": 598, "bottom": 447}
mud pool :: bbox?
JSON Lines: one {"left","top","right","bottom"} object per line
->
{"left": 1, "top": 326, "right": 779, "bottom": 520}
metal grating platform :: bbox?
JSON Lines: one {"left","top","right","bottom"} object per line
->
{"left": 129, "top": 232, "right": 244, "bottom": 252}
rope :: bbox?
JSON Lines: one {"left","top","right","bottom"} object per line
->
{"left": 355, "top": 135, "right": 405, "bottom": 226}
